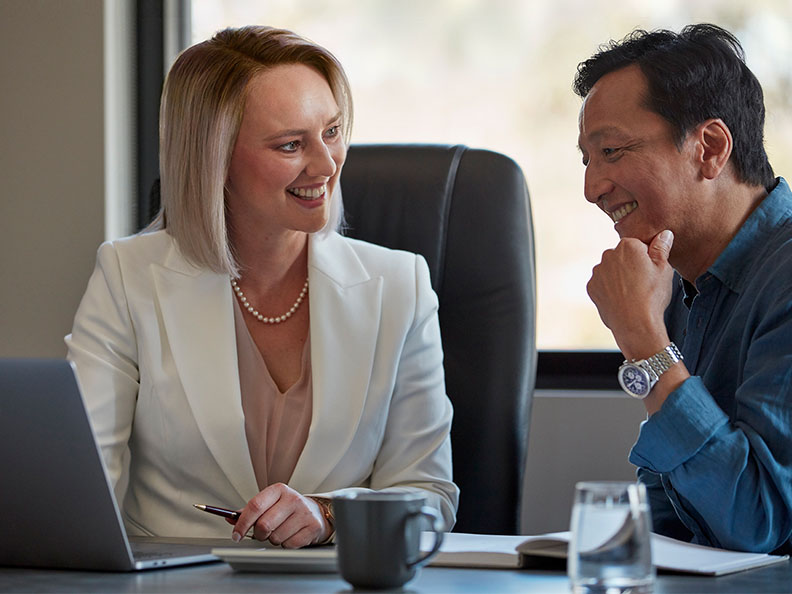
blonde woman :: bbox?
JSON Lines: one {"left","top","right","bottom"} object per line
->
{"left": 66, "top": 26, "right": 457, "bottom": 548}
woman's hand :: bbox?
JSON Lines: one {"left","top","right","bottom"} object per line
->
{"left": 230, "top": 483, "right": 331, "bottom": 548}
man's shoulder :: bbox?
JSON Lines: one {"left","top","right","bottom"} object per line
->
{"left": 717, "top": 178, "right": 792, "bottom": 291}
{"left": 734, "top": 220, "right": 792, "bottom": 318}
{"left": 749, "top": 195, "right": 792, "bottom": 276}
{"left": 748, "top": 232, "right": 792, "bottom": 294}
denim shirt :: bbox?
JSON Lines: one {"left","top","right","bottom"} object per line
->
{"left": 629, "top": 177, "right": 792, "bottom": 554}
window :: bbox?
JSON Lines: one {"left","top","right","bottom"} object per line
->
{"left": 188, "top": 1, "right": 792, "bottom": 355}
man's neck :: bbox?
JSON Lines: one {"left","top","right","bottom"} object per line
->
{"left": 673, "top": 181, "right": 768, "bottom": 283}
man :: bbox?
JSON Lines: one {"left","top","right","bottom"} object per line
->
{"left": 576, "top": 23, "right": 791, "bottom": 554}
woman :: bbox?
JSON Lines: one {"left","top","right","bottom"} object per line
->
{"left": 66, "top": 26, "right": 457, "bottom": 548}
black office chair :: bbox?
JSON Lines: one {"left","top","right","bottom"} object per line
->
{"left": 341, "top": 144, "right": 536, "bottom": 534}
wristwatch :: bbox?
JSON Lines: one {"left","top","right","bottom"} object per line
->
{"left": 617, "top": 343, "right": 683, "bottom": 399}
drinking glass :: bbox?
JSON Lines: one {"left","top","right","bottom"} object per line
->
{"left": 568, "top": 481, "right": 654, "bottom": 593}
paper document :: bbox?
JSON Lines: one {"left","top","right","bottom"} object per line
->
{"left": 422, "top": 531, "right": 789, "bottom": 576}
{"left": 422, "top": 532, "right": 532, "bottom": 568}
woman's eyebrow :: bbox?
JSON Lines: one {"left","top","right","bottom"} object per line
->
{"left": 264, "top": 112, "right": 343, "bottom": 141}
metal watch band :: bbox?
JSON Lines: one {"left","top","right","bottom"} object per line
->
{"left": 618, "top": 342, "right": 684, "bottom": 399}
{"left": 644, "top": 343, "right": 683, "bottom": 378}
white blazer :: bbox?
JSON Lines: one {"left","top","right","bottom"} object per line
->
{"left": 66, "top": 230, "right": 458, "bottom": 537}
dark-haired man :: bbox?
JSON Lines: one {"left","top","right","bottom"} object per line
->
{"left": 576, "top": 24, "right": 791, "bottom": 554}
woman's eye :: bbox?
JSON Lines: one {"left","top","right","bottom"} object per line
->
{"left": 280, "top": 141, "right": 300, "bottom": 152}
{"left": 325, "top": 125, "right": 340, "bottom": 138}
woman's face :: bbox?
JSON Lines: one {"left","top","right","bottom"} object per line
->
{"left": 225, "top": 63, "right": 346, "bottom": 239}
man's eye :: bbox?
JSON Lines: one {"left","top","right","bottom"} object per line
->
{"left": 280, "top": 141, "right": 300, "bottom": 152}
{"left": 603, "top": 147, "right": 621, "bottom": 157}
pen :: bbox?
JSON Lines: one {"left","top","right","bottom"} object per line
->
{"left": 193, "top": 503, "right": 240, "bottom": 521}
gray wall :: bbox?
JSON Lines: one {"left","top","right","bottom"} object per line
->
{"left": 1, "top": 0, "right": 106, "bottom": 358}
{"left": 0, "top": 0, "right": 645, "bottom": 536}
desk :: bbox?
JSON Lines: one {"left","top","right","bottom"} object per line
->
{"left": 1, "top": 560, "right": 790, "bottom": 593}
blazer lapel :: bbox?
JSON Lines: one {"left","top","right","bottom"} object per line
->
{"left": 152, "top": 244, "right": 259, "bottom": 503}
{"left": 289, "top": 234, "right": 382, "bottom": 493}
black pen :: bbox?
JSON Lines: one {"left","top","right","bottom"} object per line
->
{"left": 193, "top": 503, "right": 240, "bottom": 521}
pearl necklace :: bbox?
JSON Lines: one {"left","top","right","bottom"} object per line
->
{"left": 231, "top": 277, "right": 308, "bottom": 324}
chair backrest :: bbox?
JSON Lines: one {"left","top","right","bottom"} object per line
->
{"left": 340, "top": 144, "right": 536, "bottom": 534}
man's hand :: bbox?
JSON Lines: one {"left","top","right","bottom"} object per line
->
{"left": 231, "top": 483, "right": 331, "bottom": 548}
{"left": 587, "top": 229, "right": 675, "bottom": 359}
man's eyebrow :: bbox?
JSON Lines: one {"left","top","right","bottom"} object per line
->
{"left": 263, "top": 112, "right": 343, "bottom": 141}
{"left": 587, "top": 126, "right": 631, "bottom": 141}
{"left": 578, "top": 126, "right": 632, "bottom": 151}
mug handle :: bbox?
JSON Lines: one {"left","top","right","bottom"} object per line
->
{"left": 405, "top": 506, "right": 445, "bottom": 568}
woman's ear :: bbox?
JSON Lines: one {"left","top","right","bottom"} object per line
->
{"left": 695, "top": 118, "right": 733, "bottom": 180}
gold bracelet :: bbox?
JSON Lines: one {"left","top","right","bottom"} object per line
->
{"left": 310, "top": 497, "right": 335, "bottom": 544}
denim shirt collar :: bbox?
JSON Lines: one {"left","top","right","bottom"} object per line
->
{"left": 704, "top": 177, "right": 792, "bottom": 293}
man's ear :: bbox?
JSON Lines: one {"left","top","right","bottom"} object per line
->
{"left": 694, "top": 118, "right": 733, "bottom": 180}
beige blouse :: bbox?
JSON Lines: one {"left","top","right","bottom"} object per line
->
{"left": 232, "top": 297, "right": 313, "bottom": 490}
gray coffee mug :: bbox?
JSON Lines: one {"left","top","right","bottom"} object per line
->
{"left": 333, "top": 492, "right": 445, "bottom": 589}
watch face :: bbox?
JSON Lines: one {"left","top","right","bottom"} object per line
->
{"left": 618, "top": 365, "right": 650, "bottom": 398}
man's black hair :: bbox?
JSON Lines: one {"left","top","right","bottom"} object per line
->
{"left": 574, "top": 23, "right": 774, "bottom": 190}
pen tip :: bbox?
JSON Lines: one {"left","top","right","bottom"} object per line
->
{"left": 193, "top": 504, "right": 205, "bottom": 511}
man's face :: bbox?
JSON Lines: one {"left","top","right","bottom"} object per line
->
{"left": 577, "top": 64, "right": 701, "bottom": 246}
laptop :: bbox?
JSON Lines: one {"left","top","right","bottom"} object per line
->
{"left": 0, "top": 358, "right": 256, "bottom": 571}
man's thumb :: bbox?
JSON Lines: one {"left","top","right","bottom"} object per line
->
{"left": 649, "top": 229, "right": 674, "bottom": 263}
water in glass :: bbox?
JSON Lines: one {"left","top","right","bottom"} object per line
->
{"left": 568, "top": 481, "right": 654, "bottom": 593}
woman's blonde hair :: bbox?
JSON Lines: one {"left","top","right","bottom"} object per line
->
{"left": 149, "top": 26, "right": 353, "bottom": 275}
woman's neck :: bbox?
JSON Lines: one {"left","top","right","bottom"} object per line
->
{"left": 231, "top": 226, "right": 309, "bottom": 292}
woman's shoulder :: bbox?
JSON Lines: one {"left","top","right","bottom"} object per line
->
{"left": 328, "top": 233, "right": 428, "bottom": 282}
{"left": 326, "top": 234, "right": 438, "bottom": 305}
{"left": 96, "top": 229, "right": 177, "bottom": 264}
{"left": 92, "top": 230, "right": 197, "bottom": 284}
{"left": 332, "top": 233, "right": 418, "bottom": 266}
{"left": 101, "top": 228, "right": 172, "bottom": 250}
{"left": 311, "top": 233, "right": 431, "bottom": 296}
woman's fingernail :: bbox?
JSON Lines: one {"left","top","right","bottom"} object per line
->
{"left": 232, "top": 532, "right": 241, "bottom": 542}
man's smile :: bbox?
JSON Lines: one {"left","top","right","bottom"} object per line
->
{"left": 607, "top": 200, "right": 638, "bottom": 222}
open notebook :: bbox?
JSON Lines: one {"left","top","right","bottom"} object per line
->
{"left": 0, "top": 358, "right": 259, "bottom": 571}
{"left": 212, "top": 530, "right": 787, "bottom": 576}
{"left": 421, "top": 531, "right": 789, "bottom": 576}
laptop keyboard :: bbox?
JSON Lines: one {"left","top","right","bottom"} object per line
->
{"left": 129, "top": 536, "right": 256, "bottom": 561}
{"left": 133, "top": 550, "right": 178, "bottom": 560}
{"left": 130, "top": 540, "right": 211, "bottom": 560}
